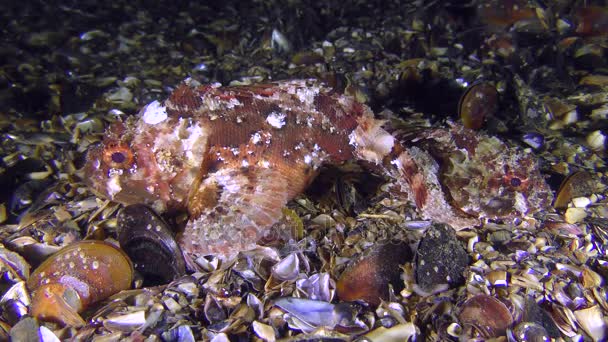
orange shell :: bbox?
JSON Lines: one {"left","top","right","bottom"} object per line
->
{"left": 27, "top": 241, "right": 134, "bottom": 326}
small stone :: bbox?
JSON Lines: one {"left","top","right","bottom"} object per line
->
{"left": 415, "top": 223, "right": 469, "bottom": 291}
{"left": 564, "top": 207, "right": 587, "bottom": 224}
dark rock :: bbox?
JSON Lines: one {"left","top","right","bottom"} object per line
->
{"left": 415, "top": 223, "right": 468, "bottom": 290}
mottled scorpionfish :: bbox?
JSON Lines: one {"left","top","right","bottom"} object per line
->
{"left": 84, "top": 79, "right": 553, "bottom": 262}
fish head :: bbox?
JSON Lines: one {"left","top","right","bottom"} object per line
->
{"left": 84, "top": 100, "right": 209, "bottom": 212}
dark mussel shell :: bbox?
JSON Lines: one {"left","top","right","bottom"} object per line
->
{"left": 459, "top": 82, "right": 499, "bottom": 130}
{"left": 337, "top": 240, "right": 412, "bottom": 306}
{"left": 458, "top": 294, "right": 513, "bottom": 338}
{"left": 553, "top": 170, "right": 594, "bottom": 209}
{"left": 117, "top": 204, "right": 186, "bottom": 285}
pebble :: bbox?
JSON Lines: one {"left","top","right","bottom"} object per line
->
{"left": 415, "top": 223, "right": 469, "bottom": 291}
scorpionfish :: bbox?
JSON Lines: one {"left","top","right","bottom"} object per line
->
{"left": 84, "top": 79, "right": 553, "bottom": 261}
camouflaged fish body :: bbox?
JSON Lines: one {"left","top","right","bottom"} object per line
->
{"left": 84, "top": 79, "right": 552, "bottom": 261}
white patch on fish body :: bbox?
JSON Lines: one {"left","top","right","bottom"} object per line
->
{"left": 251, "top": 132, "right": 262, "bottom": 144}
{"left": 266, "top": 111, "right": 286, "bottom": 129}
{"left": 181, "top": 122, "right": 207, "bottom": 163}
{"left": 513, "top": 192, "right": 529, "bottom": 215}
{"left": 142, "top": 100, "right": 168, "bottom": 125}
{"left": 107, "top": 173, "right": 122, "bottom": 198}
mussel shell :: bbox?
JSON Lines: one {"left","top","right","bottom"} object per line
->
{"left": 336, "top": 240, "right": 412, "bottom": 305}
{"left": 27, "top": 240, "right": 133, "bottom": 306}
{"left": 459, "top": 82, "right": 498, "bottom": 130}
{"left": 458, "top": 294, "right": 513, "bottom": 338}
{"left": 553, "top": 170, "right": 594, "bottom": 209}
{"left": 117, "top": 204, "right": 186, "bottom": 286}
{"left": 27, "top": 240, "right": 133, "bottom": 326}
{"left": 521, "top": 132, "right": 545, "bottom": 150}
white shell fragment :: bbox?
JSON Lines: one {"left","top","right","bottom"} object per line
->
{"left": 571, "top": 196, "right": 591, "bottom": 208}
{"left": 564, "top": 207, "right": 587, "bottom": 224}
{"left": 586, "top": 130, "right": 606, "bottom": 151}
{"left": 272, "top": 253, "right": 300, "bottom": 281}
{"left": 103, "top": 310, "right": 147, "bottom": 332}
{"left": 363, "top": 323, "right": 418, "bottom": 342}
{"left": 39, "top": 326, "right": 60, "bottom": 342}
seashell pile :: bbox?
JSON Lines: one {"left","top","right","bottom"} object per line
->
{"left": 1, "top": 0, "right": 608, "bottom": 340}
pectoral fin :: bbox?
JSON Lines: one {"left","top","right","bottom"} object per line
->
{"left": 179, "top": 165, "right": 307, "bottom": 262}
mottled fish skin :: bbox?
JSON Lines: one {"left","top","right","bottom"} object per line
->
{"left": 395, "top": 123, "right": 554, "bottom": 229}
{"left": 84, "top": 79, "right": 552, "bottom": 262}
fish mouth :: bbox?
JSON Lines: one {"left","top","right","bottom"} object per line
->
{"left": 81, "top": 144, "right": 104, "bottom": 188}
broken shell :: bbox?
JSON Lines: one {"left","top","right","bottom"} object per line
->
{"left": 586, "top": 130, "right": 606, "bottom": 152}
{"left": 521, "top": 132, "right": 544, "bottom": 150}
{"left": 271, "top": 253, "right": 302, "bottom": 282}
{"left": 564, "top": 207, "right": 587, "bottom": 224}
{"left": 580, "top": 267, "right": 603, "bottom": 288}
{"left": 252, "top": 320, "right": 276, "bottom": 341}
{"left": 486, "top": 270, "right": 509, "bottom": 287}
{"left": 27, "top": 240, "right": 133, "bottom": 326}
{"left": 459, "top": 82, "right": 498, "bottom": 130}
{"left": 273, "top": 297, "right": 362, "bottom": 333}
{"left": 102, "top": 310, "right": 146, "bottom": 332}
{"left": 363, "top": 322, "right": 417, "bottom": 341}
{"left": 573, "top": 305, "right": 606, "bottom": 342}
{"left": 458, "top": 294, "right": 513, "bottom": 338}
{"left": 337, "top": 241, "right": 412, "bottom": 306}
{"left": 543, "top": 97, "right": 577, "bottom": 121}
{"left": 117, "top": 204, "right": 186, "bottom": 286}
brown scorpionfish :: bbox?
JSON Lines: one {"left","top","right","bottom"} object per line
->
{"left": 84, "top": 79, "right": 553, "bottom": 262}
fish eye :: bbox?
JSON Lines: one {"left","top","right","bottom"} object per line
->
{"left": 103, "top": 142, "right": 134, "bottom": 169}
{"left": 111, "top": 151, "right": 126, "bottom": 163}
{"left": 502, "top": 173, "right": 527, "bottom": 191}
{"left": 510, "top": 177, "right": 522, "bottom": 187}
